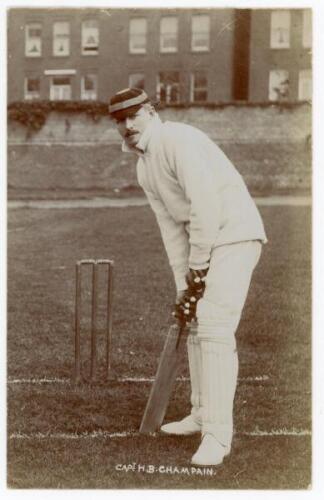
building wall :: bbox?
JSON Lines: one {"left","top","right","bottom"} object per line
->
{"left": 8, "top": 7, "right": 312, "bottom": 104}
{"left": 7, "top": 8, "right": 236, "bottom": 103}
{"left": 249, "top": 9, "right": 312, "bottom": 101}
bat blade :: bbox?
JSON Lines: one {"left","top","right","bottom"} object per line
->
{"left": 139, "top": 322, "right": 188, "bottom": 434}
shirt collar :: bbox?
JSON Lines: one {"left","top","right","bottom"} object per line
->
{"left": 121, "top": 114, "right": 162, "bottom": 157}
{"left": 121, "top": 141, "right": 142, "bottom": 155}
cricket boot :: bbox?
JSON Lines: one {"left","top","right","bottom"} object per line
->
{"left": 161, "top": 324, "right": 202, "bottom": 435}
{"left": 191, "top": 335, "right": 238, "bottom": 466}
{"left": 191, "top": 433, "right": 229, "bottom": 466}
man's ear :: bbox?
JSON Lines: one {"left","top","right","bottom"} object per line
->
{"left": 143, "top": 103, "right": 155, "bottom": 116}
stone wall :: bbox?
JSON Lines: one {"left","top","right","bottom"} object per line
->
{"left": 8, "top": 104, "right": 312, "bottom": 197}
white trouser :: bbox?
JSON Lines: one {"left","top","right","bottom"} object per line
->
{"left": 191, "top": 240, "right": 262, "bottom": 447}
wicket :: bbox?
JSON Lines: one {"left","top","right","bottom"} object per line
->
{"left": 74, "top": 259, "right": 114, "bottom": 383}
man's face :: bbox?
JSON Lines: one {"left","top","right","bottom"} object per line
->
{"left": 115, "top": 106, "right": 153, "bottom": 148}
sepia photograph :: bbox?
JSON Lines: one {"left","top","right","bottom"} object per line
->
{"left": 4, "top": 0, "right": 320, "bottom": 493}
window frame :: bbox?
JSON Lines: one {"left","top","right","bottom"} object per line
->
{"left": 270, "top": 10, "right": 291, "bottom": 49}
{"left": 53, "top": 21, "right": 71, "bottom": 57}
{"left": 81, "top": 19, "right": 99, "bottom": 56}
{"left": 129, "top": 18, "right": 147, "bottom": 54}
{"left": 191, "top": 14, "right": 210, "bottom": 52}
{"left": 50, "top": 76, "right": 72, "bottom": 100}
{"left": 24, "top": 76, "right": 41, "bottom": 100}
{"left": 160, "top": 16, "right": 178, "bottom": 53}
{"left": 190, "top": 72, "right": 208, "bottom": 103}
{"left": 25, "top": 22, "right": 42, "bottom": 58}
{"left": 80, "top": 74, "right": 98, "bottom": 100}
{"left": 157, "top": 72, "right": 181, "bottom": 104}
{"left": 268, "top": 69, "right": 290, "bottom": 101}
{"left": 302, "top": 9, "right": 312, "bottom": 49}
{"left": 298, "top": 69, "right": 312, "bottom": 101}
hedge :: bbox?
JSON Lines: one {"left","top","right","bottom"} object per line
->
{"left": 7, "top": 99, "right": 311, "bottom": 133}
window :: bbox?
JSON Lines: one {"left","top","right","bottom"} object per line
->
{"left": 157, "top": 72, "right": 180, "bottom": 104}
{"left": 129, "top": 73, "right": 145, "bottom": 90}
{"left": 24, "top": 77, "right": 40, "bottom": 100}
{"left": 160, "top": 16, "right": 178, "bottom": 53}
{"left": 191, "top": 15, "right": 210, "bottom": 52}
{"left": 269, "top": 70, "right": 289, "bottom": 101}
{"left": 82, "top": 20, "right": 99, "bottom": 55}
{"left": 81, "top": 74, "right": 97, "bottom": 100}
{"left": 53, "top": 22, "right": 70, "bottom": 56}
{"left": 270, "top": 11, "right": 290, "bottom": 48}
{"left": 302, "top": 10, "right": 312, "bottom": 48}
{"left": 25, "top": 23, "right": 42, "bottom": 57}
{"left": 129, "top": 18, "right": 147, "bottom": 54}
{"left": 190, "top": 72, "right": 208, "bottom": 102}
{"left": 298, "top": 69, "right": 312, "bottom": 100}
{"left": 50, "top": 76, "right": 72, "bottom": 100}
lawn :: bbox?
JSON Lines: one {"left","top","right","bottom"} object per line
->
{"left": 7, "top": 203, "right": 311, "bottom": 489}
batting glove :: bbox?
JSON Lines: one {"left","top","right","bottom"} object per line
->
{"left": 172, "top": 285, "right": 205, "bottom": 324}
{"left": 185, "top": 268, "right": 208, "bottom": 292}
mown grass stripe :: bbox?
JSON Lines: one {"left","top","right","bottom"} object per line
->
{"left": 9, "top": 428, "right": 311, "bottom": 440}
{"left": 242, "top": 428, "right": 311, "bottom": 436}
{"left": 7, "top": 197, "right": 311, "bottom": 210}
{"left": 7, "top": 375, "right": 270, "bottom": 385}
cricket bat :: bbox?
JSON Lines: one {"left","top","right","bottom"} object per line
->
{"left": 139, "top": 321, "right": 189, "bottom": 434}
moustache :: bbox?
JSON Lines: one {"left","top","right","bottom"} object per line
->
{"left": 125, "top": 131, "right": 137, "bottom": 138}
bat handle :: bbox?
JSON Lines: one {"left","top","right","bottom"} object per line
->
{"left": 175, "top": 321, "right": 187, "bottom": 349}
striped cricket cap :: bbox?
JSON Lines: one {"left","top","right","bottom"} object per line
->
{"left": 109, "top": 88, "right": 150, "bottom": 120}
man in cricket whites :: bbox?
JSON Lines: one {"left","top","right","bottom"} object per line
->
{"left": 109, "top": 88, "right": 267, "bottom": 466}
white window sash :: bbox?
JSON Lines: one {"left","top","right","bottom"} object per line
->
{"left": 298, "top": 70, "right": 312, "bottom": 100}
{"left": 191, "top": 15, "right": 210, "bottom": 51}
{"left": 50, "top": 77, "right": 72, "bottom": 100}
{"left": 53, "top": 22, "right": 70, "bottom": 56}
{"left": 157, "top": 74, "right": 180, "bottom": 104}
{"left": 129, "top": 19, "right": 147, "bottom": 53}
{"left": 25, "top": 23, "right": 42, "bottom": 57}
{"left": 269, "top": 69, "right": 289, "bottom": 101}
{"left": 302, "top": 10, "right": 312, "bottom": 48}
{"left": 81, "top": 75, "right": 97, "bottom": 100}
{"left": 160, "top": 17, "right": 178, "bottom": 53}
{"left": 189, "top": 73, "right": 194, "bottom": 102}
{"left": 24, "top": 77, "right": 40, "bottom": 100}
{"left": 270, "top": 11, "right": 290, "bottom": 49}
{"left": 82, "top": 20, "right": 99, "bottom": 55}
{"left": 190, "top": 73, "right": 208, "bottom": 102}
{"left": 160, "top": 33, "right": 178, "bottom": 52}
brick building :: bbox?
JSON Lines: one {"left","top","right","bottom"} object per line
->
{"left": 7, "top": 7, "right": 312, "bottom": 104}
{"left": 249, "top": 9, "right": 312, "bottom": 102}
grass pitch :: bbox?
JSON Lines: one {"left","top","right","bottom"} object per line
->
{"left": 7, "top": 204, "right": 311, "bottom": 489}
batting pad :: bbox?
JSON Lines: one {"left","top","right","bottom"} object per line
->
{"left": 200, "top": 338, "right": 239, "bottom": 448}
{"left": 187, "top": 324, "right": 202, "bottom": 423}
